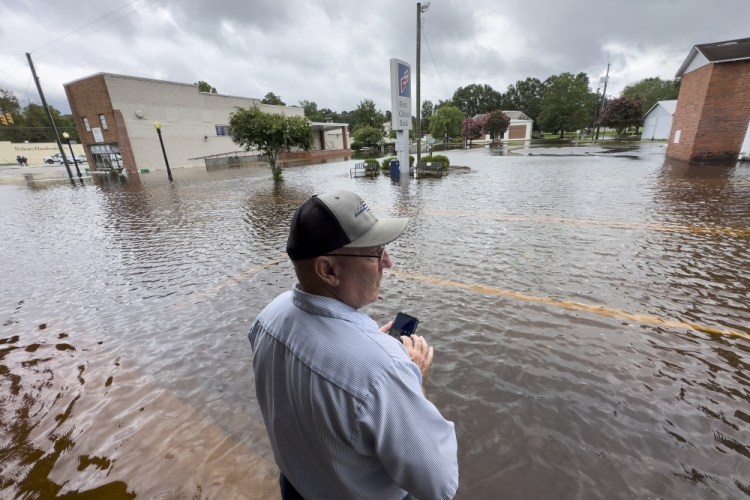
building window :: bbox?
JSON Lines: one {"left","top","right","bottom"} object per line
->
{"left": 215, "top": 125, "right": 230, "bottom": 136}
{"left": 83, "top": 117, "right": 91, "bottom": 131}
{"left": 99, "top": 114, "right": 108, "bottom": 130}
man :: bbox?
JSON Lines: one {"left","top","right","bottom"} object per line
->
{"left": 249, "top": 190, "right": 458, "bottom": 499}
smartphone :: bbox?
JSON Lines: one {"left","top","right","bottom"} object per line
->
{"left": 388, "top": 312, "right": 419, "bottom": 338}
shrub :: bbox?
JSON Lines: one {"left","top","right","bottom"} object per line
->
{"left": 380, "top": 156, "right": 415, "bottom": 170}
{"left": 420, "top": 154, "right": 450, "bottom": 169}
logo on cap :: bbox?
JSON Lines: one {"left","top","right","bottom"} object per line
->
{"left": 354, "top": 200, "right": 369, "bottom": 217}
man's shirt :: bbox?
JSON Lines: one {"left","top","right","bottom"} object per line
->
{"left": 249, "top": 285, "right": 458, "bottom": 499}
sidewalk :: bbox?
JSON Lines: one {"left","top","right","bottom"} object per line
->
{"left": 0, "top": 163, "right": 89, "bottom": 184}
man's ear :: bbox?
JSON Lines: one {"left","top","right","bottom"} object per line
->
{"left": 314, "top": 256, "right": 340, "bottom": 287}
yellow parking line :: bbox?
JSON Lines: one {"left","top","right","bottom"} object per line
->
{"left": 388, "top": 270, "right": 750, "bottom": 341}
{"left": 418, "top": 208, "right": 750, "bottom": 238}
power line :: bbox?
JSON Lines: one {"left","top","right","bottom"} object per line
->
{"left": 422, "top": 24, "right": 449, "bottom": 98}
{"left": 32, "top": 0, "right": 142, "bottom": 55}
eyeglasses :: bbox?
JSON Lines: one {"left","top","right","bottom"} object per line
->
{"left": 325, "top": 246, "right": 386, "bottom": 261}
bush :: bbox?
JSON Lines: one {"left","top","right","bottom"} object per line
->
{"left": 381, "top": 156, "right": 415, "bottom": 170}
{"left": 420, "top": 154, "right": 450, "bottom": 169}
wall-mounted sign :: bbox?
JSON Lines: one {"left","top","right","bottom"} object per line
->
{"left": 92, "top": 127, "right": 104, "bottom": 143}
{"left": 390, "top": 58, "right": 412, "bottom": 131}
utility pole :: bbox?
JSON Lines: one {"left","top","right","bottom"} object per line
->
{"left": 595, "top": 63, "right": 610, "bottom": 141}
{"left": 416, "top": 2, "right": 430, "bottom": 165}
{"left": 26, "top": 52, "right": 74, "bottom": 185}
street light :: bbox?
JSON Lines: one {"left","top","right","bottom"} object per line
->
{"left": 61, "top": 131, "right": 83, "bottom": 185}
{"left": 154, "top": 121, "right": 173, "bottom": 181}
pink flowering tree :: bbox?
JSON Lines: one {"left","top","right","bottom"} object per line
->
{"left": 461, "top": 115, "right": 488, "bottom": 146}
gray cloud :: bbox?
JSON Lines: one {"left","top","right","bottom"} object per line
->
{"left": 1, "top": 0, "right": 748, "bottom": 115}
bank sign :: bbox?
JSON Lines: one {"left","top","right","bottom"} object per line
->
{"left": 390, "top": 58, "right": 412, "bottom": 131}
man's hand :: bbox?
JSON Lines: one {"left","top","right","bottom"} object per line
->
{"left": 400, "top": 334, "right": 434, "bottom": 384}
{"left": 380, "top": 321, "right": 393, "bottom": 334}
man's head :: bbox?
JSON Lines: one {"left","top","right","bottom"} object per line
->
{"left": 286, "top": 191, "right": 409, "bottom": 308}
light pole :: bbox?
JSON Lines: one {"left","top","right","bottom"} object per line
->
{"left": 154, "top": 121, "right": 173, "bottom": 181}
{"left": 416, "top": 1, "right": 430, "bottom": 166}
{"left": 61, "top": 131, "right": 83, "bottom": 185}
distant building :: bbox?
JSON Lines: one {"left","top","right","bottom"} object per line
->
{"left": 64, "top": 73, "right": 349, "bottom": 173}
{"left": 641, "top": 100, "right": 677, "bottom": 140}
{"left": 667, "top": 37, "right": 750, "bottom": 162}
{"left": 501, "top": 111, "right": 533, "bottom": 141}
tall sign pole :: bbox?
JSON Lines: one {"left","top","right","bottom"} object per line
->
{"left": 595, "top": 63, "right": 610, "bottom": 141}
{"left": 390, "top": 58, "right": 412, "bottom": 180}
{"left": 26, "top": 53, "right": 74, "bottom": 185}
{"left": 416, "top": 2, "right": 430, "bottom": 165}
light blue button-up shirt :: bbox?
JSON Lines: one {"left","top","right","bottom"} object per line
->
{"left": 249, "top": 285, "right": 458, "bottom": 499}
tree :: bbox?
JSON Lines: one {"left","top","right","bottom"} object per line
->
{"left": 352, "top": 125, "right": 384, "bottom": 149}
{"left": 461, "top": 115, "right": 488, "bottom": 145}
{"left": 621, "top": 77, "right": 680, "bottom": 116}
{"left": 452, "top": 84, "right": 504, "bottom": 116}
{"left": 597, "top": 96, "right": 644, "bottom": 138}
{"left": 429, "top": 105, "right": 464, "bottom": 141}
{"left": 195, "top": 81, "right": 217, "bottom": 93}
{"left": 261, "top": 92, "right": 285, "bottom": 106}
{"left": 352, "top": 99, "right": 385, "bottom": 131}
{"left": 299, "top": 100, "right": 326, "bottom": 122}
{"left": 504, "top": 78, "right": 544, "bottom": 129}
{"left": 539, "top": 72, "right": 597, "bottom": 138}
{"left": 485, "top": 110, "right": 511, "bottom": 142}
{"left": 420, "top": 100, "right": 434, "bottom": 135}
{"left": 229, "top": 107, "right": 312, "bottom": 182}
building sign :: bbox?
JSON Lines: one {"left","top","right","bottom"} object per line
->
{"left": 92, "top": 127, "right": 104, "bottom": 143}
{"left": 390, "top": 58, "right": 412, "bottom": 131}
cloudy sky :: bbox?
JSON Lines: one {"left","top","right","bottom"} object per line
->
{"left": 1, "top": 0, "right": 749, "bottom": 115}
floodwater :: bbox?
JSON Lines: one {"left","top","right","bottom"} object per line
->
{"left": 1, "top": 143, "right": 749, "bottom": 499}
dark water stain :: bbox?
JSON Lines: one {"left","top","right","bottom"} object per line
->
{"left": 55, "top": 343, "right": 76, "bottom": 352}
{"left": 38, "top": 323, "right": 47, "bottom": 330}
{"left": 0, "top": 335, "right": 20, "bottom": 344}
{"left": 58, "top": 333, "right": 69, "bottom": 339}
{"left": 77, "top": 454, "right": 112, "bottom": 471}
{"left": 104, "top": 376, "right": 113, "bottom": 387}
{"left": 25, "top": 343, "right": 41, "bottom": 352}
{"left": 78, "top": 365, "right": 86, "bottom": 385}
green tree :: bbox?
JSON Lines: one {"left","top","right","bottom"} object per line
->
{"left": 504, "top": 77, "right": 544, "bottom": 129}
{"left": 420, "top": 100, "right": 434, "bottom": 135}
{"left": 621, "top": 77, "right": 680, "bottom": 116}
{"left": 429, "top": 105, "right": 464, "bottom": 141}
{"left": 229, "top": 107, "right": 312, "bottom": 182}
{"left": 195, "top": 81, "right": 217, "bottom": 93}
{"left": 452, "top": 84, "right": 504, "bottom": 116}
{"left": 485, "top": 110, "right": 511, "bottom": 142}
{"left": 300, "top": 100, "right": 329, "bottom": 122}
{"left": 597, "top": 96, "right": 643, "bottom": 138}
{"left": 261, "top": 92, "right": 285, "bottom": 106}
{"left": 352, "top": 125, "right": 384, "bottom": 149}
{"left": 0, "top": 88, "right": 23, "bottom": 142}
{"left": 352, "top": 99, "right": 385, "bottom": 131}
{"left": 539, "top": 72, "right": 597, "bottom": 137}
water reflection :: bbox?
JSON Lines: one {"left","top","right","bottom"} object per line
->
{"left": 0, "top": 147, "right": 748, "bottom": 498}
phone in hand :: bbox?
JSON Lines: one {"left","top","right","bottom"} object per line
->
{"left": 388, "top": 312, "right": 419, "bottom": 338}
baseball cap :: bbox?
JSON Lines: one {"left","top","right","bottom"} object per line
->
{"left": 286, "top": 190, "right": 409, "bottom": 261}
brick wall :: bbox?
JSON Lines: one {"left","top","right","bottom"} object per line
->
{"left": 65, "top": 75, "right": 118, "bottom": 158}
{"left": 667, "top": 60, "right": 750, "bottom": 162}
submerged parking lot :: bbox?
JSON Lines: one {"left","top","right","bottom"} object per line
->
{"left": 1, "top": 143, "right": 749, "bottom": 499}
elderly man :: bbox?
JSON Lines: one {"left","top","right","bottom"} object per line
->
{"left": 249, "top": 190, "right": 458, "bottom": 499}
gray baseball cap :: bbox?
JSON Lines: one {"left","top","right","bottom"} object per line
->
{"left": 286, "top": 190, "right": 409, "bottom": 261}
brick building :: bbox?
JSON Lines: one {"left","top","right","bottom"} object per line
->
{"left": 64, "top": 73, "right": 349, "bottom": 173}
{"left": 667, "top": 37, "right": 750, "bottom": 162}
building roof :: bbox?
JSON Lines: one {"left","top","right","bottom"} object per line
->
{"left": 676, "top": 37, "right": 750, "bottom": 77}
{"left": 502, "top": 110, "right": 532, "bottom": 121}
{"left": 643, "top": 99, "right": 677, "bottom": 119}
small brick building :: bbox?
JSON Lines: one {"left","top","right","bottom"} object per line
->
{"left": 667, "top": 37, "right": 750, "bottom": 163}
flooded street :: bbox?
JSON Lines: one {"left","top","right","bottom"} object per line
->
{"left": 1, "top": 143, "right": 749, "bottom": 499}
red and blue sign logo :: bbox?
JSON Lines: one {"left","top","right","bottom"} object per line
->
{"left": 398, "top": 63, "right": 410, "bottom": 98}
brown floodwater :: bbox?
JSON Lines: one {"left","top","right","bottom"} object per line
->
{"left": 1, "top": 143, "right": 749, "bottom": 499}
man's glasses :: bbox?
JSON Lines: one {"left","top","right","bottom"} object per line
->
{"left": 325, "top": 246, "right": 386, "bottom": 261}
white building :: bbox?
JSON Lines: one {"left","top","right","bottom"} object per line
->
{"left": 641, "top": 100, "right": 677, "bottom": 141}
{"left": 64, "top": 73, "right": 350, "bottom": 173}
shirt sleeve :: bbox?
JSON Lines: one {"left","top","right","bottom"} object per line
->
{"left": 354, "top": 358, "right": 459, "bottom": 500}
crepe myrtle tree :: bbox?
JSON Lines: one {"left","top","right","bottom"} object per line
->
{"left": 461, "top": 114, "right": 488, "bottom": 146}
{"left": 597, "top": 96, "right": 644, "bottom": 138}
{"left": 485, "top": 110, "right": 511, "bottom": 142}
{"left": 229, "top": 107, "right": 312, "bottom": 182}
